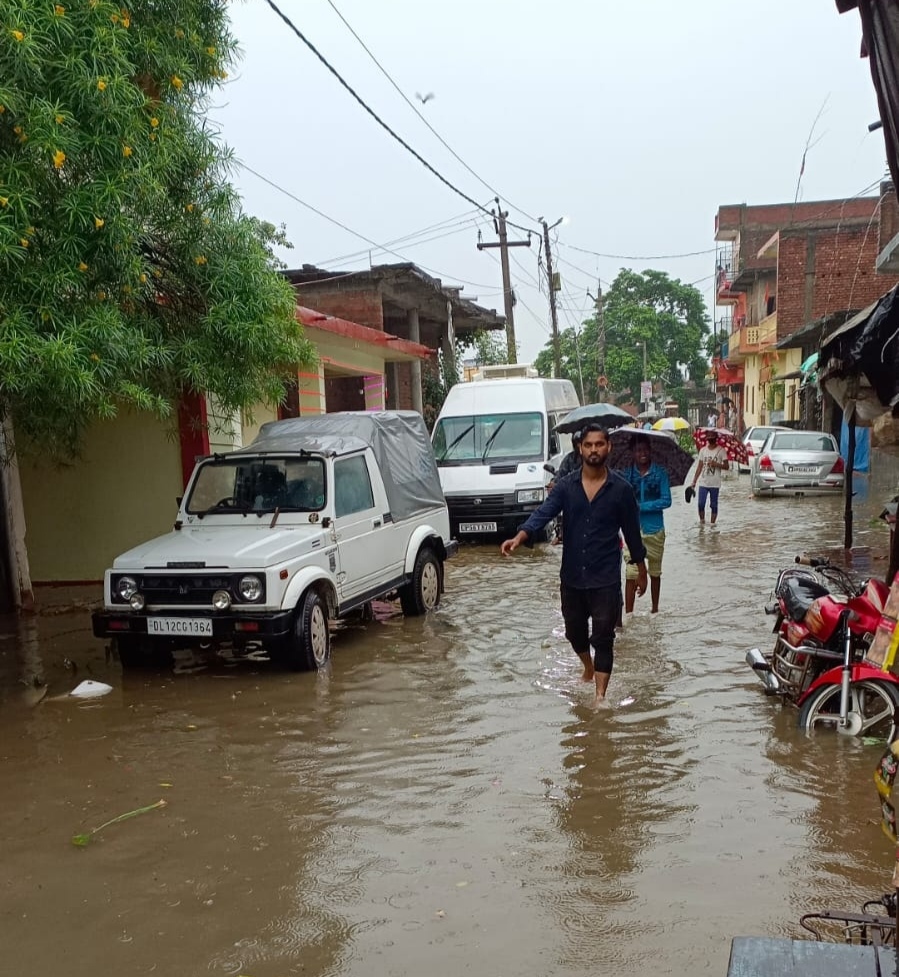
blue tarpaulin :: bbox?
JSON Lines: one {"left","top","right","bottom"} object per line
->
{"left": 841, "top": 417, "right": 871, "bottom": 472}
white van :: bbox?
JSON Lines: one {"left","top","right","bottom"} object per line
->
{"left": 432, "top": 376, "right": 580, "bottom": 539}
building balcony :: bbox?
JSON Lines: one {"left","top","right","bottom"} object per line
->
{"left": 727, "top": 325, "right": 761, "bottom": 363}
{"left": 758, "top": 311, "right": 777, "bottom": 349}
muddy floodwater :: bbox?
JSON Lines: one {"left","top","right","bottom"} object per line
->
{"left": 3, "top": 460, "right": 899, "bottom": 977}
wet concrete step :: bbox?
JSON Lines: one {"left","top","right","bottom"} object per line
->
{"left": 727, "top": 937, "right": 886, "bottom": 975}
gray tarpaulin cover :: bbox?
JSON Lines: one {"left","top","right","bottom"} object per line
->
{"left": 244, "top": 411, "right": 446, "bottom": 521}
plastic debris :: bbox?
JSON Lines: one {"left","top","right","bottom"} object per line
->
{"left": 69, "top": 680, "right": 113, "bottom": 698}
{"left": 618, "top": 696, "right": 636, "bottom": 707}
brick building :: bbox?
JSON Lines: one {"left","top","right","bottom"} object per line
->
{"left": 284, "top": 263, "right": 506, "bottom": 421}
{"left": 712, "top": 189, "right": 899, "bottom": 429}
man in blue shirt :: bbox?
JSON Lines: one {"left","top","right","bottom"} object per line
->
{"left": 500, "top": 424, "right": 647, "bottom": 707}
{"left": 621, "top": 434, "right": 672, "bottom": 614}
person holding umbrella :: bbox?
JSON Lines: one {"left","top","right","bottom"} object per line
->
{"left": 500, "top": 424, "right": 647, "bottom": 708}
{"left": 690, "top": 429, "right": 729, "bottom": 526}
{"left": 620, "top": 434, "right": 671, "bottom": 614}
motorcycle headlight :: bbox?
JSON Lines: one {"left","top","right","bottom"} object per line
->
{"left": 212, "top": 590, "right": 232, "bottom": 611}
{"left": 517, "top": 489, "right": 544, "bottom": 504}
{"left": 238, "top": 575, "right": 263, "bottom": 602}
{"left": 116, "top": 576, "right": 138, "bottom": 600}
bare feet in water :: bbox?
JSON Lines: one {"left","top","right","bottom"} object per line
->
{"left": 581, "top": 666, "right": 595, "bottom": 683}
{"left": 591, "top": 695, "right": 613, "bottom": 711}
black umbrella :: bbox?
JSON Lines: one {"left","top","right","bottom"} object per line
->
{"left": 555, "top": 402, "right": 633, "bottom": 434}
{"left": 608, "top": 427, "right": 694, "bottom": 487}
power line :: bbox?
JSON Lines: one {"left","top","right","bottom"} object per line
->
{"left": 562, "top": 243, "right": 718, "bottom": 261}
{"left": 317, "top": 213, "right": 482, "bottom": 266}
{"left": 263, "top": 0, "right": 501, "bottom": 219}
{"left": 322, "top": 0, "right": 539, "bottom": 226}
{"left": 239, "top": 162, "right": 503, "bottom": 292}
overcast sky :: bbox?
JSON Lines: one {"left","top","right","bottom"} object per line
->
{"left": 213, "top": 0, "right": 885, "bottom": 362}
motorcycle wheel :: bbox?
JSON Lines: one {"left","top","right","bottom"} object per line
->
{"left": 797, "top": 680, "right": 899, "bottom": 739}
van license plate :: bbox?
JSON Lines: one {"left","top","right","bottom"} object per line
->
{"left": 459, "top": 522, "right": 497, "bottom": 533}
{"left": 147, "top": 617, "right": 213, "bottom": 636}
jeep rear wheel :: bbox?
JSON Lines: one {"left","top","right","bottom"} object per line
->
{"left": 399, "top": 547, "right": 441, "bottom": 616}
{"left": 285, "top": 589, "right": 330, "bottom": 671}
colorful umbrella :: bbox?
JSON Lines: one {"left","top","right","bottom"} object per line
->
{"left": 692, "top": 427, "right": 749, "bottom": 465}
{"left": 651, "top": 416, "right": 690, "bottom": 431}
{"left": 555, "top": 402, "right": 634, "bottom": 434}
{"left": 608, "top": 428, "right": 695, "bottom": 487}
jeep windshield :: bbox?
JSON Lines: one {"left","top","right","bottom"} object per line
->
{"left": 186, "top": 456, "right": 326, "bottom": 516}
{"left": 433, "top": 412, "right": 544, "bottom": 465}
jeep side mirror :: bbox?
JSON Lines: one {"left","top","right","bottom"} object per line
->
{"left": 321, "top": 517, "right": 332, "bottom": 528}
{"left": 176, "top": 496, "right": 183, "bottom": 507}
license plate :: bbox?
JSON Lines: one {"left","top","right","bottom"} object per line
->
{"left": 459, "top": 521, "right": 497, "bottom": 533}
{"left": 147, "top": 617, "right": 213, "bottom": 636}
{"left": 788, "top": 465, "right": 817, "bottom": 474}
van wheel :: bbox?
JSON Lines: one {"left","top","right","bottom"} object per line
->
{"left": 400, "top": 547, "right": 441, "bottom": 616}
{"left": 286, "top": 589, "right": 330, "bottom": 671}
{"left": 113, "top": 635, "right": 172, "bottom": 670}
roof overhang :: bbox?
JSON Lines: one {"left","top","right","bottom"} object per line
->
{"left": 296, "top": 306, "right": 432, "bottom": 362}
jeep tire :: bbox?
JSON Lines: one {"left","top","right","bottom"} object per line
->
{"left": 286, "top": 589, "right": 330, "bottom": 671}
{"left": 399, "top": 547, "right": 441, "bottom": 616}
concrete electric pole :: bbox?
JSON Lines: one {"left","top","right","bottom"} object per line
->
{"left": 587, "top": 283, "right": 607, "bottom": 402}
{"left": 477, "top": 199, "right": 531, "bottom": 363}
{"left": 541, "top": 219, "right": 562, "bottom": 378}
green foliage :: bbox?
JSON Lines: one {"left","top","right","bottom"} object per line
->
{"left": 421, "top": 338, "right": 464, "bottom": 430}
{"left": 534, "top": 269, "right": 710, "bottom": 405}
{"left": 0, "top": 0, "right": 313, "bottom": 456}
{"left": 675, "top": 430, "right": 696, "bottom": 456}
{"left": 465, "top": 328, "right": 508, "bottom": 368}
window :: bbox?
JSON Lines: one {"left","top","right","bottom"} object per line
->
{"left": 334, "top": 455, "right": 375, "bottom": 517}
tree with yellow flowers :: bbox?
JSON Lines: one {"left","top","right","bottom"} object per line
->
{"left": 0, "top": 0, "right": 313, "bottom": 455}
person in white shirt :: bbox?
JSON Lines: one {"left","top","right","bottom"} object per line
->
{"left": 690, "top": 429, "right": 729, "bottom": 526}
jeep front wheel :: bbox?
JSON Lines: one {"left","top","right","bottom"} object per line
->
{"left": 399, "top": 547, "right": 441, "bottom": 616}
{"left": 286, "top": 589, "right": 330, "bottom": 671}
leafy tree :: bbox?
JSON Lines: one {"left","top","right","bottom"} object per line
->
{"left": 535, "top": 269, "right": 709, "bottom": 404}
{"left": 465, "top": 328, "right": 508, "bottom": 368}
{"left": 0, "top": 0, "right": 313, "bottom": 456}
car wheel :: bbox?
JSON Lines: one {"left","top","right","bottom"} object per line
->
{"left": 285, "top": 589, "right": 330, "bottom": 671}
{"left": 399, "top": 547, "right": 441, "bottom": 616}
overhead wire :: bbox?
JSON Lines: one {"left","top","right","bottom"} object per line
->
{"left": 263, "top": 0, "right": 529, "bottom": 226}
{"left": 316, "top": 215, "right": 483, "bottom": 267}
{"left": 239, "top": 162, "right": 504, "bottom": 292}
{"left": 322, "top": 0, "right": 540, "bottom": 226}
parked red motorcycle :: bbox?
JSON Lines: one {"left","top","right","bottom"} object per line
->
{"left": 745, "top": 556, "right": 899, "bottom": 738}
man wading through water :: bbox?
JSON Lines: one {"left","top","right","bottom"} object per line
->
{"left": 500, "top": 424, "right": 648, "bottom": 707}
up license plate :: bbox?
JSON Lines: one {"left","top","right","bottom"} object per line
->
{"left": 459, "top": 521, "right": 497, "bottom": 533}
{"left": 147, "top": 617, "right": 213, "bottom": 636}
{"left": 788, "top": 465, "right": 817, "bottom": 474}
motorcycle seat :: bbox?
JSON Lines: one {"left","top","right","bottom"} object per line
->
{"left": 780, "top": 575, "right": 830, "bottom": 621}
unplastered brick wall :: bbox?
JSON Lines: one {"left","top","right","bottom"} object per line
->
{"left": 293, "top": 284, "right": 385, "bottom": 331}
{"left": 776, "top": 226, "right": 899, "bottom": 338}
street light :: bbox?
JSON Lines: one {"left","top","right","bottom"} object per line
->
{"left": 635, "top": 341, "right": 648, "bottom": 411}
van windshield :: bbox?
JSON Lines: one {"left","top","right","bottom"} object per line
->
{"left": 433, "top": 412, "right": 545, "bottom": 465}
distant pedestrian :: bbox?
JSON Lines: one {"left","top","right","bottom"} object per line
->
{"left": 621, "top": 434, "right": 672, "bottom": 613}
{"left": 500, "top": 424, "right": 647, "bottom": 707}
{"left": 690, "top": 429, "right": 729, "bottom": 526}
{"left": 707, "top": 410, "right": 717, "bottom": 428}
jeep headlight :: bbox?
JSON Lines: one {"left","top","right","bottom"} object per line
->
{"left": 117, "top": 576, "right": 138, "bottom": 600}
{"left": 238, "top": 575, "right": 263, "bottom": 602}
{"left": 517, "top": 489, "right": 544, "bottom": 504}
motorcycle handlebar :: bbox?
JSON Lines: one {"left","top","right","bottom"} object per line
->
{"left": 795, "top": 554, "right": 829, "bottom": 568}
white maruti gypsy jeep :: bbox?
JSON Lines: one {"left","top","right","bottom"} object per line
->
{"left": 92, "top": 412, "right": 458, "bottom": 670}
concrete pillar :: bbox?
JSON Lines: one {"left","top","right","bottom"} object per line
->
{"left": 1, "top": 421, "right": 33, "bottom": 612}
{"left": 298, "top": 364, "right": 326, "bottom": 415}
{"left": 407, "top": 308, "right": 423, "bottom": 414}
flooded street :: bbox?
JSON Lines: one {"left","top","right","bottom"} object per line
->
{"left": 3, "top": 460, "right": 899, "bottom": 977}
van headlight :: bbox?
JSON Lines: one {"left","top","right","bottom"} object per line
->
{"left": 238, "top": 575, "right": 263, "bottom": 602}
{"left": 116, "top": 576, "right": 138, "bottom": 600}
{"left": 517, "top": 489, "right": 544, "bottom": 503}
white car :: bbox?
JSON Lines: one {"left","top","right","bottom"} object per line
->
{"left": 739, "top": 425, "right": 790, "bottom": 474}
{"left": 750, "top": 429, "right": 845, "bottom": 497}
{"left": 92, "top": 412, "right": 458, "bottom": 670}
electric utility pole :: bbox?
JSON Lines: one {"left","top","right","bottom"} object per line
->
{"left": 588, "top": 283, "right": 607, "bottom": 402}
{"left": 541, "top": 219, "right": 562, "bottom": 378}
{"left": 477, "top": 199, "right": 530, "bottom": 363}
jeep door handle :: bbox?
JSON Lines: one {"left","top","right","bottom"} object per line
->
{"left": 372, "top": 519, "right": 382, "bottom": 528}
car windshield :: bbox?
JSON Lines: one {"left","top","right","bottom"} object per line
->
{"left": 433, "top": 412, "right": 545, "bottom": 465}
{"left": 770, "top": 433, "right": 835, "bottom": 452}
{"left": 185, "top": 456, "right": 326, "bottom": 515}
